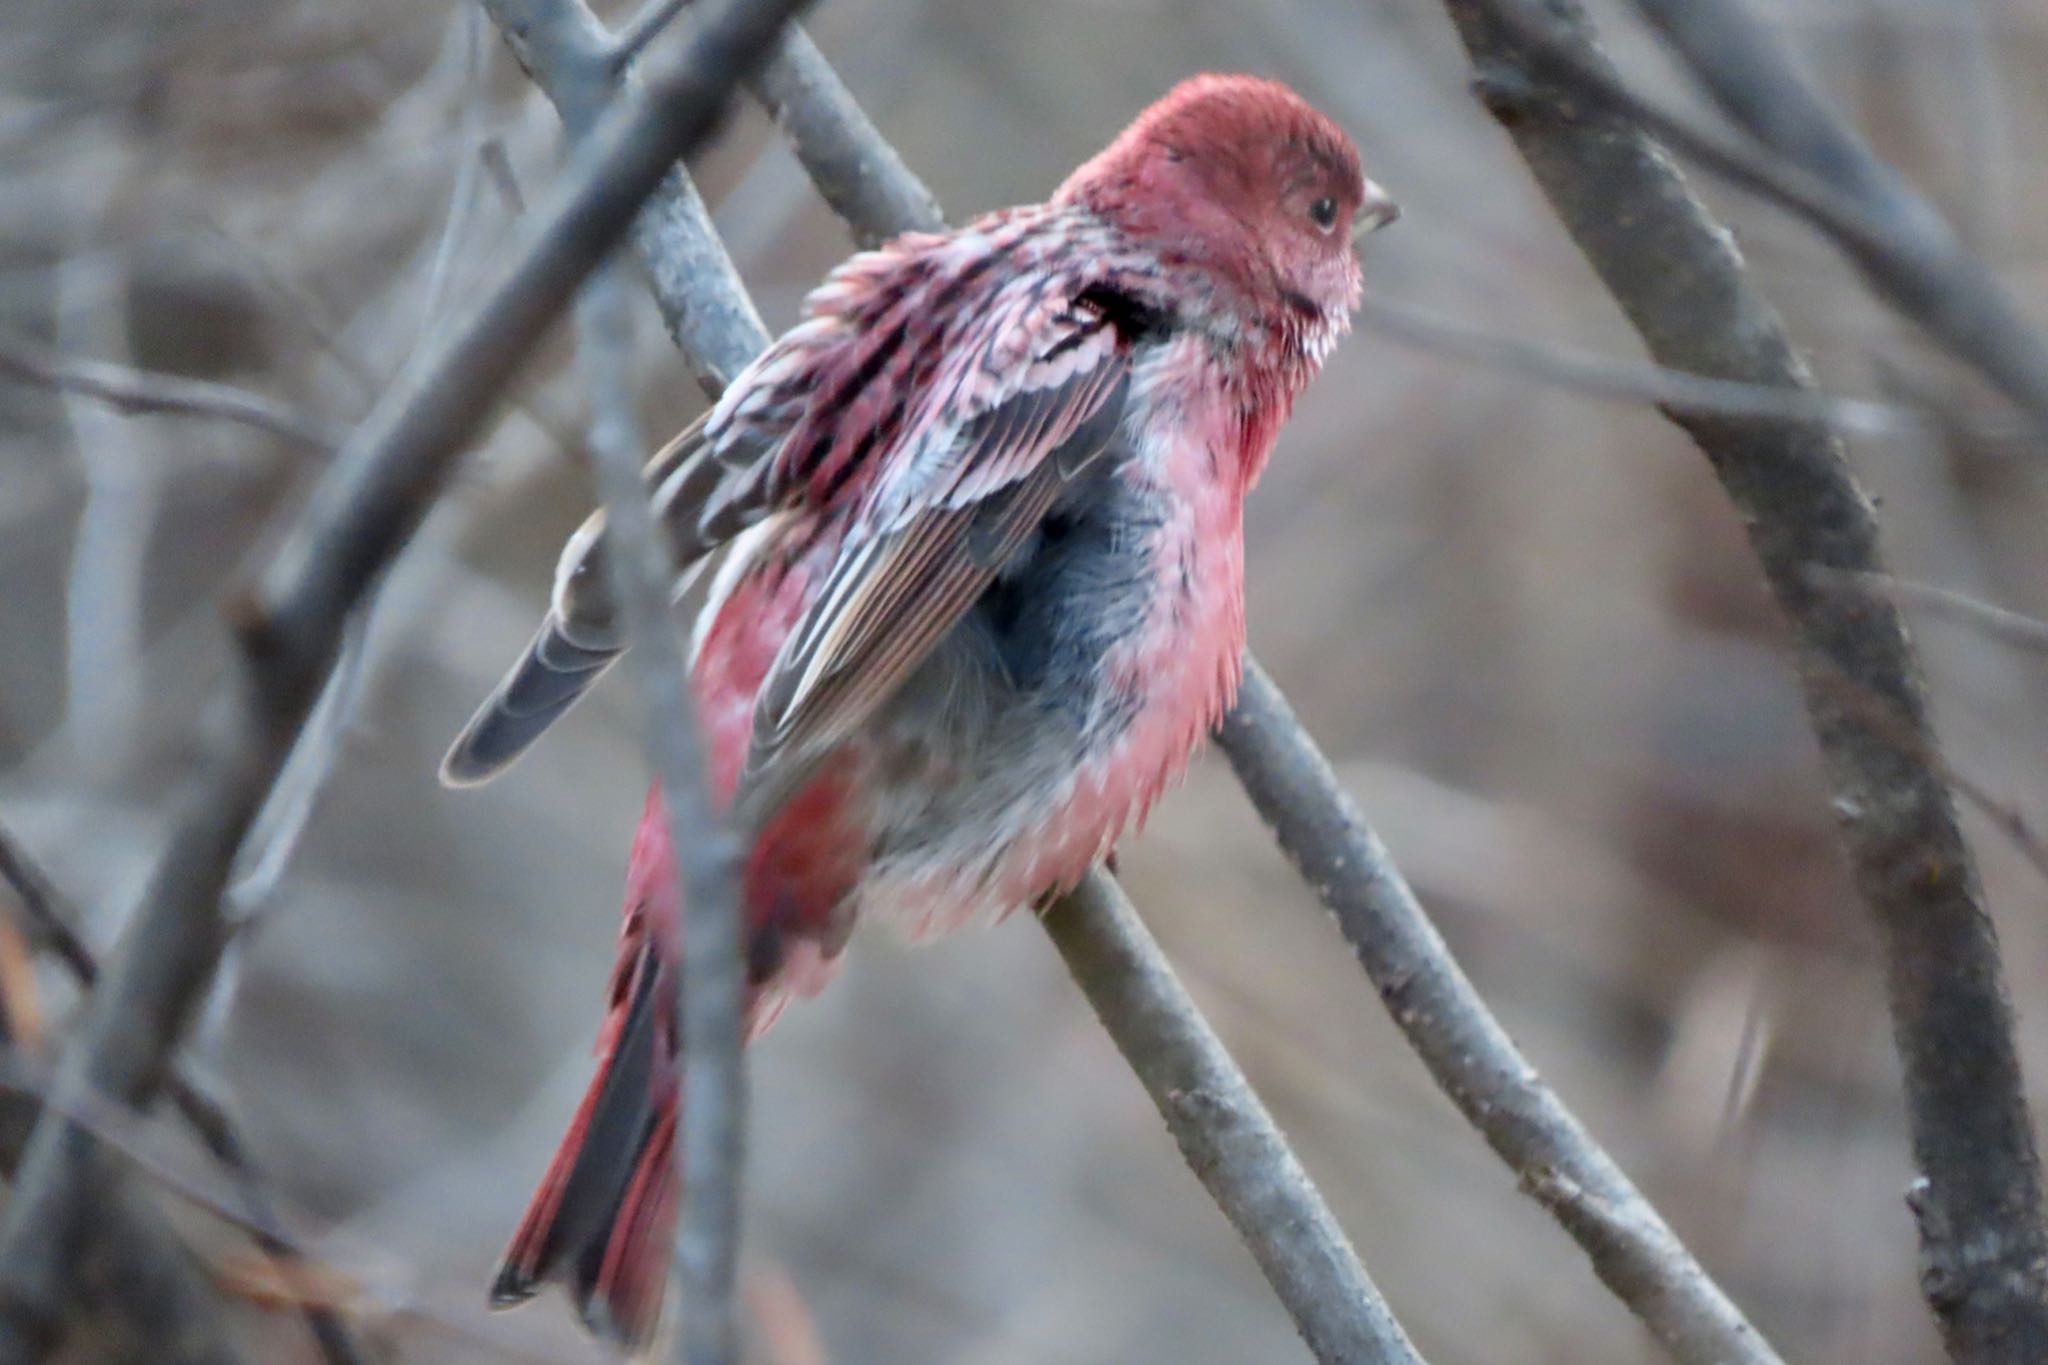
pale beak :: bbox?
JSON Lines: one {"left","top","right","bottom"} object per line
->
{"left": 1353, "top": 180, "right": 1400, "bottom": 241}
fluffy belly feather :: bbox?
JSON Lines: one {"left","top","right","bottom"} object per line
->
{"left": 694, "top": 448, "right": 1246, "bottom": 950}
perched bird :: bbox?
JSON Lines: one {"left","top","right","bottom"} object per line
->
{"left": 445, "top": 72, "right": 1394, "bottom": 1348}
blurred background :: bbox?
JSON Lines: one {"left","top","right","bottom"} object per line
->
{"left": 3, "top": 0, "right": 2047, "bottom": 1360}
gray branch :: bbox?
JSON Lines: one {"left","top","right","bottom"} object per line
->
{"left": 485, "top": 0, "right": 767, "bottom": 392}
{"left": 610, "top": 0, "right": 946, "bottom": 247}
{"left": 747, "top": 28, "right": 943, "bottom": 245}
{"left": 1216, "top": 663, "right": 1781, "bottom": 1365}
{"left": 1629, "top": 0, "right": 2048, "bottom": 434}
{"left": 575, "top": 259, "right": 749, "bottom": 1365}
{"left": 0, "top": 327, "right": 342, "bottom": 453}
{"left": 0, "top": 0, "right": 807, "bottom": 1353}
{"left": 520, "top": 4, "right": 755, "bottom": 1349}
{"left": 1040, "top": 875, "right": 1422, "bottom": 1365}
{"left": 1444, "top": 2, "right": 2048, "bottom": 1359}
{"left": 1473, "top": 0, "right": 2048, "bottom": 437}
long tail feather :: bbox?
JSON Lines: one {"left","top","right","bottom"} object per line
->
{"left": 492, "top": 934, "right": 679, "bottom": 1349}
{"left": 441, "top": 617, "right": 621, "bottom": 787}
{"left": 441, "top": 414, "right": 774, "bottom": 787}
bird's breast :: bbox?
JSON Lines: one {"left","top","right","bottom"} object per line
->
{"left": 855, "top": 366, "right": 1252, "bottom": 937}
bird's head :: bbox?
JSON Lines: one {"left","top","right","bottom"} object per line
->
{"left": 1056, "top": 74, "right": 1393, "bottom": 353}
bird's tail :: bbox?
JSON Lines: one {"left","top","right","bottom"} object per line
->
{"left": 490, "top": 803, "right": 684, "bottom": 1350}
{"left": 441, "top": 606, "right": 623, "bottom": 787}
{"left": 439, "top": 411, "right": 771, "bottom": 788}
{"left": 489, "top": 771, "right": 856, "bottom": 1348}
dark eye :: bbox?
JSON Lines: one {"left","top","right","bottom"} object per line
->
{"left": 1308, "top": 196, "right": 1340, "bottom": 232}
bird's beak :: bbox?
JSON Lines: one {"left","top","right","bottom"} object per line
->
{"left": 1353, "top": 180, "right": 1400, "bottom": 241}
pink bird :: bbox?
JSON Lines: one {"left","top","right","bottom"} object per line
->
{"left": 444, "top": 73, "right": 1393, "bottom": 1348}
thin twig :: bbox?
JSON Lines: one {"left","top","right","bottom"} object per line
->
{"left": 52, "top": 243, "right": 162, "bottom": 781}
{"left": 1468, "top": 8, "right": 1900, "bottom": 262}
{"left": 0, "top": 0, "right": 807, "bottom": 1353}
{"left": 0, "top": 829, "right": 98, "bottom": 989}
{"left": 0, "top": 893, "right": 244, "bottom": 1365}
{"left": 415, "top": 5, "right": 493, "bottom": 335}
{"left": 1360, "top": 295, "right": 1920, "bottom": 436}
{"left": 1629, "top": 0, "right": 2048, "bottom": 434}
{"left": 1807, "top": 567, "right": 2048, "bottom": 659}
{"left": 0, "top": 1084, "right": 248, "bottom": 1365}
{"left": 610, "top": 0, "right": 688, "bottom": 69}
{"left": 0, "top": 327, "right": 342, "bottom": 453}
{"left": 605, "top": 0, "right": 945, "bottom": 248}
{"left": 575, "top": 258, "right": 748, "bottom": 1365}
{"left": 1791, "top": 644, "right": 2048, "bottom": 891}
{"left": 229, "top": 15, "right": 502, "bottom": 919}
{"left": 1476, "top": 0, "right": 2048, "bottom": 438}
{"left": 1218, "top": 664, "right": 1783, "bottom": 1365}
{"left": 480, "top": 137, "right": 527, "bottom": 216}
{"left": 0, "top": 822, "right": 368, "bottom": 1365}
{"left": 0, "top": 852, "right": 589, "bottom": 1363}
{"left": 227, "top": 610, "right": 373, "bottom": 911}
{"left": 1445, "top": 2, "right": 2048, "bottom": 1358}
{"left": 0, "top": 1053, "right": 572, "bottom": 1365}
{"left": 1040, "top": 874, "right": 1423, "bottom": 1365}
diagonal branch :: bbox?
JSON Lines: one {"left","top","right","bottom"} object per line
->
{"left": 1442, "top": 2, "right": 2048, "bottom": 1359}
{"left": 1215, "top": 663, "right": 1781, "bottom": 1365}
{"left": 1041, "top": 875, "right": 1421, "bottom": 1364}
{"left": 1473, "top": 0, "right": 2048, "bottom": 437}
{"left": 484, "top": 0, "right": 766, "bottom": 392}
{"left": 602, "top": 0, "right": 945, "bottom": 246}
{"left": 1627, "top": 0, "right": 2048, "bottom": 434}
{"left": 745, "top": 27, "right": 943, "bottom": 245}
{"left": 0, "top": 0, "right": 808, "bottom": 1354}
{"left": 0, "top": 328, "right": 343, "bottom": 454}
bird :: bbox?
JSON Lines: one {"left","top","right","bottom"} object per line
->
{"left": 444, "top": 71, "right": 1395, "bottom": 1349}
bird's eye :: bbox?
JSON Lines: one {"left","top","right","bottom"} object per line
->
{"left": 1308, "top": 196, "right": 1340, "bottom": 233}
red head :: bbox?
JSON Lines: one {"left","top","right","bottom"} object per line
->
{"left": 1056, "top": 75, "right": 1392, "bottom": 350}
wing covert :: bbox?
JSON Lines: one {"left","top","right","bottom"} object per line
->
{"left": 732, "top": 311, "right": 1131, "bottom": 829}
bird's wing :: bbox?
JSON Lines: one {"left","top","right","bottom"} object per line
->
{"left": 442, "top": 211, "right": 1127, "bottom": 792}
{"left": 732, "top": 298, "right": 1131, "bottom": 830}
{"left": 440, "top": 404, "right": 786, "bottom": 786}
{"left": 438, "top": 233, "right": 975, "bottom": 788}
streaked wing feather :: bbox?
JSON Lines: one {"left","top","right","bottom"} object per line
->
{"left": 733, "top": 360, "right": 1129, "bottom": 829}
{"left": 446, "top": 206, "right": 1137, "bottom": 793}
{"left": 440, "top": 414, "right": 777, "bottom": 786}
